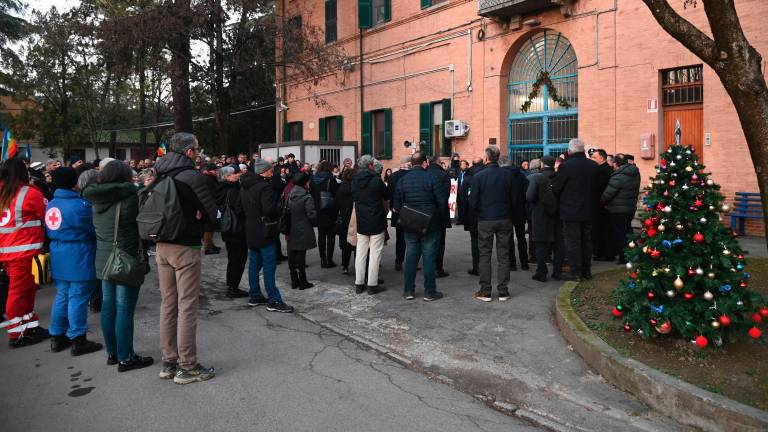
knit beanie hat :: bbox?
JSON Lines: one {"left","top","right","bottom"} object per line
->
{"left": 51, "top": 167, "right": 79, "bottom": 190}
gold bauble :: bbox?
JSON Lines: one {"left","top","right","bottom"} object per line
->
{"left": 711, "top": 321, "right": 721, "bottom": 329}
{"left": 723, "top": 249, "right": 732, "bottom": 256}
{"left": 664, "top": 267, "right": 671, "bottom": 274}
{"left": 673, "top": 275, "right": 684, "bottom": 290}
{"left": 643, "top": 246, "right": 649, "bottom": 253}
{"left": 652, "top": 270, "right": 659, "bottom": 276}
{"left": 721, "top": 204, "right": 730, "bottom": 212}
{"left": 685, "top": 166, "right": 693, "bottom": 172}
{"left": 708, "top": 206, "right": 715, "bottom": 211}
{"left": 658, "top": 224, "right": 666, "bottom": 232}
{"left": 707, "top": 272, "right": 716, "bottom": 279}
{"left": 706, "top": 179, "right": 714, "bottom": 186}
{"left": 628, "top": 241, "right": 636, "bottom": 249}
{"left": 703, "top": 291, "right": 714, "bottom": 301}
{"left": 675, "top": 224, "right": 684, "bottom": 231}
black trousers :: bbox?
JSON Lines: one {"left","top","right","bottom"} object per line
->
{"left": 562, "top": 221, "right": 593, "bottom": 276}
{"left": 318, "top": 228, "right": 336, "bottom": 264}
{"left": 592, "top": 209, "right": 612, "bottom": 258}
{"left": 288, "top": 249, "right": 307, "bottom": 274}
{"left": 509, "top": 222, "right": 529, "bottom": 267}
{"left": 339, "top": 234, "right": 353, "bottom": 268}
{"left": 274, "top": 236, "right": 285, "bottom": 259}
{"left": 395, "top": 226, "right": 406, "bottom": 266}
{"left": 436, "top": 228, "right": 446, "bottom": 272}
{"left": 469, "top": 229, "right": 479, "bottom": 271}
{"left": 610, "top": 212, "right": 635, "bottom": 262}
{"left": 225, "top": 237, "right": 248, "bottom": 289}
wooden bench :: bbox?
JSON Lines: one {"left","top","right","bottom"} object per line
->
{"left": 730, "top": 192, "right": 764, "bottom": 236}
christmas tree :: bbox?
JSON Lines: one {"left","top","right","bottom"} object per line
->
{"left": 612, "top": 143, "right": 767, "bottom": 348}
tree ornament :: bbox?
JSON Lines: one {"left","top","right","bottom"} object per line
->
{"left": 626, "top": 262, "right": 633, "bottom": 270}
{"left": 749, "top": 327, "right": 762, "bottom": 339}
{"left": 656, "top": 321, "right": 672, "bottom": 334}
{"left": 676, "top": 154, "right": 682, "bottom": 160}
{"left": 682, "top": 184, "right": 689, "bottom": 190}
{"left": 759, "top": 307, "right": 768, "bottom": 317}
{"left": 751, "top": 313, "right": 763, "bottom": 323}
{"left": 721, "top": 204, "right": 730, "bottom": 212}
{"left": 652, "top": 269, "right": 659, "bottom": 276}
{"left": 663, "top": 190, "right": 669, "bottom": 197}
{"left": 673, "top": 276, "right": 684, "bottom": 290}
{"left": 695, "top": 267, "right": 704, "bottom": 275}
{"left": 692, "top": 232, "right": 705, "bottom": 243}
{"left": 694, "top": 199, "right": 703, "bottom": 207}
{"left": 692, "top": 173, "right": 698, "bottom": 180}
{"left": 685, "top": 166, "right": 693, "bottom": 172}
{"left": 666, "top": 290, "right": 675, "bottom": 298}
{"left": 719, "top": 315, "right": 731, "bottom": 326}
{"left": 649, "top": 248, "right": 661, "bottom": 259}
{"left": 675, "top": 224, "right": 684, "bottom": 231}
{"left": 664, "top": 267, "right": 671, "bottom": 274}
{"left": 647, "top": 291, "right": 656, "bottom": 300}
{"left": 706, "top": 179, "right": 714, "bottom": 186}
{"left": 723, "top": 248, "right": 731, "bottom": 256}
{"left": 695, "top": 335, "right": 708, "bottom": 348}
{"left": 658, "top": 224, "right": 666, "bottom": 232}
{"left": 623, "top": 323, "right": 633, "bottom": 332}
{"left": 630, "top": 272, "right": 638, "bottom": 279}
{"left": 642, "top": 246, "right": 649, "bottom": 253}
{"left": 709, "top": 205, "right": 715, "bottom": 211}
{"left": 647, "top": 228, "right": 657, "bottom": 238}
{"left": 683, "top": 292, "right": 695, "bottom": 300}
{"left": 699, "top": 217, "right": 707, "bottom": 224}
{"left": 663, "top": 206, "right": 672, "bottom": 213}
{"left": 711, "top": 320, "right": 721, "bottom": 329}
{"left": 649, "top": 318, "right": 658, "bottom": 327}
{"left": 643, "top": 218, "right": 654, "bottom": 228}
{"left": 707, "top": 272, "right": 716, "bottom": 279}
{"left": 668, "top": 180, "right": 676, "bottom": 187}
{"left": 628, "top": 241, "right": 636, "bottom": 249}
{"left": 687, "top": 268, "right": 696, "bottom": 277}
{"left": 612, "top": 306, "right": 623, "bottom": 317}
{"left": 703, "top": 291, "right": 714, "bottom": 301}
{"left": 732, "top": 230, "right": 739, "bottom": 238}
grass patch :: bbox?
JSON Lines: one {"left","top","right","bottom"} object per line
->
{"left": 571, "top": 258, "right": 768, "bottom": 411}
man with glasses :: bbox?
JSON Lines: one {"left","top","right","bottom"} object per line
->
{"left": 153, "top": 132, "right": 218, "bottom": 385}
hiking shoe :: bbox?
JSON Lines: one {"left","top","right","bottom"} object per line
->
{"left": 498, "top": 290, "right": 511, "bottom": 302}
{"left": 474, "top": 291, "right": 492, "bottom": 302}
{"left": 226, "top": 288, "right": 249, "bottom": 298}
{"left": 173, "top": 363, "right": 215, "bottom": 385}
{"left": 403, "top": 291, "right": 415, "bottom": 300}
{"left": 159, "top": 362, "right": 177, "bottom": 379}
{"left": 50, "top": 334, "right": 71, "bottom": 352}
{"left": 354, "top": 284, "right": 366, "bottom": 294}
{"left": 70, "top": 335, "right": 102, "bottom": 356}
{"left": 247, "top": 295, "right": 268, "bottom": 306}
{"left": 266, "top": 301, "right": 294, "bottom": 313}
{"left": 424, "top": 291, "right": 444, "bottom": 302}
{"left": 118, "top": 355, "right": 154, "bottom": 373}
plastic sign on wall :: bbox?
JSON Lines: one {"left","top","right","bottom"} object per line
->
{"left": 647, "top": 99, "right": 658, "bottom": 113}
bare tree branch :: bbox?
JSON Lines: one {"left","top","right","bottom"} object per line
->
{"left": 641, "top": 0, "right": 718, "bottom": 65}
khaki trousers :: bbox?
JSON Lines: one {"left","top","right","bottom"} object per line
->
{"left": 156, "top": 243, "right": 202, "bottom": 369}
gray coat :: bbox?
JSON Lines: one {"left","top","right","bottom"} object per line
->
{"left": 526, "top": 168, "right": 560, "bottom": 243}
{"left": 287, "top": 186, "right": 317, "bottom": 251}
{"left": 600, "top": 164, "right": 641, "bottom": 214}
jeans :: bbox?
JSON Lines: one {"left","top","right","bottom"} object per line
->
{"left": 395, "top": 226, "right": 406, "bottom": 266}
{"left": 318, "top": 228, "right": 336, "bottom": 264}
{"left": 509, "top": 221, "right": 528, "bottom": 267}
{"left": 49, "top": 280, "right": 97, "bottom": 339}
{"left": 403, "top": 230, "right": 439, "bottom": 295}
{"left": 101, "top": 280, "right": 140, "bottom": 362}
{"left": 224, "top": 237, "right": 248, "bottom": 289}
{"left": 478, "top": 219, "right": 513, "bottom": 293}
{"left": 355, "top": 232, "right": 386, "bottom": 286}
{"left": 562, "top": 221, "right": 593, "bottom": 276}
{"left": 610, "top": 212, "right": 635, "bottom": 262}
{"left": 248, "top": 243, "right": 281, "bottom": 302}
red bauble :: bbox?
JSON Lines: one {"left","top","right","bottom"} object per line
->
{"left": 644, "top": 218, "right": 654, "bottom": 228}
{"left": 656, "top": 203, "right": 665, "bottom": 211}
{"left": 719, "top": 315, "right": 731, "bottom": 326}
{"left": 649, "top": 248, "right": 661, "bottom": 259}
{"left": 657, "top": 321, "right": 672, "bottom": 334}
{"left": 612, "top": 307, "right": 623, "bottom": 317}
{"left": 623, "top": 324, "right": 632, "bottom": 332}
{"left": 759, "top": 307, "right": 768, "bottom": 317}
{"left": 630, "top": 272, "right": 638, "bottom": 279}
{"left": 749, "top": 327, "right": 762, "bottom": 339}
{"left": 687, "top": 268, "right": 696, "bottom": 276}
{"left": 660, "top": 158, "right": 667, "bottom": 165}
{"left": 740, "top": 281, "right": 748, "bottom": 288}
{"left": 649, "top": 319, "right": 658, "bottom": 326}
{"left": 695, "top": 335, "right": 708, "bottom": 348}
{"left": 737, "top": 254, "right": 744, "bottom": 260}
{"left": 647, "top": 291, "right": 656, "bottom": 300}
{"left": 751, "top": 313, "right": 763, "bottom": 323}
{"left": 732, "top": 230, "right": 739, "bottom": 238}
{"left": 683, "top": 292, "right": 695, "bottom": 300}
{"left": 669, "top": 180, "right": 676, "bottom": 187}
{"left": 647, "top": 228, "right": 658, "bottom": 238}
{"left": 694, "top": 199, "right": 704, "bottom": 207}
{"left": 692, "top": 232, "right": 705, "bottom": 243}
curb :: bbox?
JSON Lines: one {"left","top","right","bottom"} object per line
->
{"left": 554, "top": 280, "right": 768, "bottom": 432}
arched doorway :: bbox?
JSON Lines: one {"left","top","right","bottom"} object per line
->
{"left": 507, "top": 31, "right": 578, "bottom": 162}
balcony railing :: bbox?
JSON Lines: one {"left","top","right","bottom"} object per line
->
{"left": 478, "top": 0, "right": 573, "bottom": 18}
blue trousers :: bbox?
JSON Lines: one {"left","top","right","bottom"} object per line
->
{"left": 101, "top": 280, "right": 140, "bottom": 362}
{"left": 403, "top": 230, "right": 439, "bottom": 295}
{"left": 248, "top": 243, "right": 282, "bottom": 302}
{"left": 49, "top": 279, "right": 97, "bottom": 339}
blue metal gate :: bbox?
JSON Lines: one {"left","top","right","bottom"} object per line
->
{"left": 508, "top": 31, "right": 578, "bottom": 163}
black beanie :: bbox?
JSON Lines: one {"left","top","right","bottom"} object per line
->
{"left": 51, "top": 167, "right": 79, "bottom": 190}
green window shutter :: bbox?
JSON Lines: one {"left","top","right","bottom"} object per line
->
{"left": 319, "top": 117, "right": 327, "bottom": 141}
{"left": 361, "top": 111, "right": 372, "bottom": 155}
{"left": 296, "top": 121, "right": 303, "bottom": 140}
{"left": 335, "top": 115, "right": 344, "bottom": 140}
{"left": 325, "top": 0, "right": 337, "bottom": 43}
{"left": 441, "top": 99, "right": 452, "bottom": 156}
{"left": 419, "top": 102, "right": 433, "bottom": 156}
{"left": 359, "top": 0, "right": 371, "bottom": 29}
{"left": 420, "top": 0, "right": 432, "bottom": 9}
{"left": 283, "top": 120, "right": 291, "bottom": 141}
{"left": 383, "top": 108, "right": 392, "bottom": 159}
{"left": 384, "top": 0, "right": 391, "bottom": 22}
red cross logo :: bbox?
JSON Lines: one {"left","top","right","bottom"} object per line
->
{"left": 0, "top": 209, "right": 10, "bottom": 227}
{"left": 45, "top": 207, "right": 62, "bottom": 230}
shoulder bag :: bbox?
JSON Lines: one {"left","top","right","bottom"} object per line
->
{"left": 103, "top": 201, "right": 147, "bottom": 287}
{"left": 319, "top": 178, "right": 335, "bottom": 211}
{"left": 278, "top": 194, "right": 292, "bottom": 235}
{"left": 398, "top": 205, "right": 433, "bottom": 235}
{"left": 220, "top": 189, "right": 242, "bottom": 234}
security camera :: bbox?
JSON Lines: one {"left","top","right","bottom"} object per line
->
{"left": 279, "top": 102, "right": 289, "bottom": 112}
{"left": 403, "top": 140, "right": 411, "bottom": 148}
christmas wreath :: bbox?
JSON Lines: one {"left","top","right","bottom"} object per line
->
{"left": 520, "top": 71, "right": 572, "bottom": 113}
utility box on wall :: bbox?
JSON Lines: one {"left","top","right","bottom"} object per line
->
{"left": 640, "top": 133, "right": 655, "bottom": 159}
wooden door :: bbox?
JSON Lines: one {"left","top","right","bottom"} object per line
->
{"left": 663, "top": 105, "right": 703, "bottom": 161}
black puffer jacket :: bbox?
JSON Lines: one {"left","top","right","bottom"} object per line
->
{"left": 392, "top": 166, "right": 447, "bottom": 233}
{"left": 351, "top": 169, "right": 391, "bottom": 236}
{"left": 309, "top": 171, "right": 339, "bottom": 229}
{"left": 153, "top": 151, "right": 218, "bottom": 246}
{"left": 600, "top": 164, "right": 641, "bottom": 214}
{"left": 240, "top": 173, "right": 279, "bottom": 250}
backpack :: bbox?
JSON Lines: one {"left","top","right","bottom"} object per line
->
{"left": 136, "top": 168, "right": 189, "bottom": 241}
{"left": 541, "top": 178, "right": 559, "bottom": 217}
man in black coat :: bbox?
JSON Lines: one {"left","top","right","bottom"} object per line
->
{"left": 458, "top": 158, "right": 483, "bottom": 275}
{"left": 552, "top": 139, "right": 598, "bottom": 281}
{"left": 387, "top": 156, "right": 412, "bottom": 271}
{"left": 502, "top": 158, "right": 530, "bottom": 271}
{"left": 590, "top": 149, "right": 614, "bottom": 261}
{"left": 427, "top": 155, "right": 451, "bottom": 278}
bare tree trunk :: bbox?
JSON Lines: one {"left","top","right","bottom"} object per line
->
{"left": 169, "top": 0, "right": 193, "bottom": 132}
{"left": 210, "top": 0, "right": 229, "bottom": 154}
{"left": 138, "top": 54, "right": 148, "bottom": 159}
{"left": 642, "top": 0, "right": 768, "bottom": 245}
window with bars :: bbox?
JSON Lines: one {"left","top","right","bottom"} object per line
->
{"left": 320, "top": 148, "right": 341, "bottom": 166}
{"left": 662, "top": 65, "right": 703, "bottom": 106}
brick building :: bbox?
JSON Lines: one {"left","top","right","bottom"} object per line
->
{"left": 276, "top": 0, "right": 767, "bottom": 233}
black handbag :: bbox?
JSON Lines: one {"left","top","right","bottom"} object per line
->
{"left": 220, "top": 191, "right": 242, "bottom": 234}
{"left": 278, "top": 195, "right": 291, "bottom": 235}
{"left": 398, "top": 205, "right": 433, "bottom": 235}
{"left": 319, "top": 179, "right": 334, "bottom": 211}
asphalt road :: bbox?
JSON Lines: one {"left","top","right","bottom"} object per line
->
{"left": 0, "top": 259, "right": 544, "bottom": 432}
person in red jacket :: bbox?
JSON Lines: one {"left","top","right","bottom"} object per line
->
{"left": 0, "top": 157, "right": 48, "bottom": 348}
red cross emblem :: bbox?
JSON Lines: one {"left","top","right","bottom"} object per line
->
{"left": 0, "top": 209, "right": 10, "bottom": 227}
{"left": 45, "top": 207, "right": 62, "bottom": 230}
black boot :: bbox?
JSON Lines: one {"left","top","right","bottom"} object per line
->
{"left": 354, "top": 284, "right": 366, "bottom": 294}
{"left": 299, "top": 271, "right": 314, "bottom": 290}
{"left": 367, "top": 285, "right": 385, "bottom": 295}
{"left": 226, "top": 287, "right": 249, "bottom": 298}
{"left": 51, "top": 334, "right": 71, "bottom": 352}
{"left": 290, "top": 269, "right": 300, "bottom": 289}
{"left": 70, "top": 335, "right": 103, "bottom": 356}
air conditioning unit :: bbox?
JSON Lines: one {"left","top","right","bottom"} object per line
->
{"left": 445, "top": 120, "right": 469, "bottom": 138}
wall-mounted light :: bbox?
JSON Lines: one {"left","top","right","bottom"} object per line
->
{"left": 523, "top": 18, "right": 541, "bottom": 27}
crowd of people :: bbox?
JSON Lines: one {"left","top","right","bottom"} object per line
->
{"left": 0, "top": 133, "right": 641, "bottom": 385}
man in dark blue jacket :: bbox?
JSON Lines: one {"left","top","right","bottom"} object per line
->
{"left": 470, "top": 146, "right": 517, "bottom": 302}
{"left": 393, "top": 152, "right": 447, "bottom": 302}
{"left": 426, "top": 155, "right": 451, "bottom": 278}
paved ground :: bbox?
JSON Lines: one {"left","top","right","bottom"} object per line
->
{"left": 0, "top": 245, "right": 543, "bottom": 432}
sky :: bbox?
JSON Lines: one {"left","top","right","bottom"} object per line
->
{"left": 23, "top": 0, "right": 80, "bottom": 18}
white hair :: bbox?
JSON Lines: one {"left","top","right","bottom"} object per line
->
{"left": 568, "top": 138, "right": 585, "bottom": 153}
